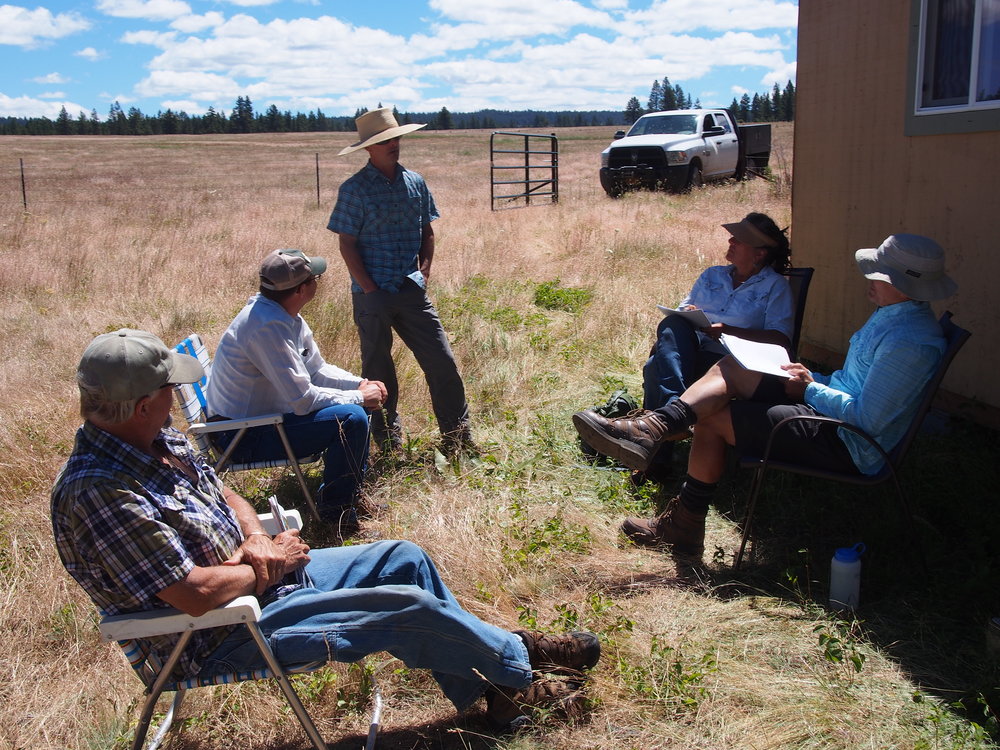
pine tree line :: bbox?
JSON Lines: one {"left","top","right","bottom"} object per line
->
{"left": 0, "top": 97, "right": 625, "bottom": 136}
{"left": 623, "top": 79, "right": 796, "bottom": 125}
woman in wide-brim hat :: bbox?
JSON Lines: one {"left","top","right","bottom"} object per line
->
{"left": 338, "top": 107, "right": 426, "bottom": 156}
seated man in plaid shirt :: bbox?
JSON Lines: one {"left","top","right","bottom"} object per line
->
{"left": 51, "top": 329, "right": 600, "bottom": 731}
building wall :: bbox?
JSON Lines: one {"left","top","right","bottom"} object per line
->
{"left": 793, "top": 0, "right": 997, "bottom": 421}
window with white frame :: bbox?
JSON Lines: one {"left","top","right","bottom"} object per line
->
{"left": 917, "top": 0, "right": 1000, "bottom": 112}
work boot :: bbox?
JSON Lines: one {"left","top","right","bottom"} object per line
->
{"left": 572, "top": 409, "right": 690, "bottom": 472}
{"left": 513, "top": 630, "right": 601, "bottom": 674}
{"left": 441, "top": 421, "right": 480, "bottom": 457}
{"left": 620, "top": 496, "right": 706, "bottom": 557}
{"left": 484, "top": 676, "right": 587, "bottom": 732}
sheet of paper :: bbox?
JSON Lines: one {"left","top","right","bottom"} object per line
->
{"left": 720, "top": 333, "right": 792, "bottom": 378}
{"left": 656, "top": 305, "right": 712, "bottom": 329}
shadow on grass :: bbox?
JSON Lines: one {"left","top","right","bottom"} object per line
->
{"left": 705, "top": 413, "right": 1000, "bottom": 736}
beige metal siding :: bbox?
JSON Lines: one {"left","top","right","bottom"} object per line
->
{"left": 794, "top": 0, "right": 996, "bottom": 419}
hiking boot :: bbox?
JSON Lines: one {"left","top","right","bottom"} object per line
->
{"left": 513, "top": 630, "right": 601, "bottom": 674}
{"left": 484, "top": 676, "right": 587, "bottom": 732}
{"left": 621, "top": 496, "right": 706, "bottom": 557}
{"left": 572, "top": 409, "right": 690, "bottom": 472}
{"left": 441, "top": 422, "right": 480, "bottom": 457}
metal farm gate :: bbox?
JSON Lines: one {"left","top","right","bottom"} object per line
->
{"left": 489, "top": 132, "right": 558, "bottom": 210}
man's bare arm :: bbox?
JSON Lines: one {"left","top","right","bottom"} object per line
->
{"left": 338, "top": 233, "right": 378, "bottom": 293}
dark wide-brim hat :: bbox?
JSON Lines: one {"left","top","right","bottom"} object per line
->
{"left": 337, "top": 107, "right": 426, "bottom": 156}
{"left": 855, "top": 234, "right": 957, "bottom": 301}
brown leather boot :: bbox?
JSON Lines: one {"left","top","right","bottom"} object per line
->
{"left": 572, "top": 409, "right": 691, "bottom": 471}
{"left": 620, "top": 496, "right": 706, "bottom": 557}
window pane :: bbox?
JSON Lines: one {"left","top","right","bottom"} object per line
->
{"left": 922, "top": 0, "right": 975, "bottom": 107}
{"left": 978, "top": 0, "right": 1000, "bottom": 101}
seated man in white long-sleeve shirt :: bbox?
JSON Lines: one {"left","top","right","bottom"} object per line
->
{"left": 206, "top": 249, "right": 387, "bottom": 527}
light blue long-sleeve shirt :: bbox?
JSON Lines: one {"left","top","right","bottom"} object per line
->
{"left": 682, "top": 264, "right": 795, "bottom": 342}
{"left": 804, "top": 300, "right": 945, "bottom": 475}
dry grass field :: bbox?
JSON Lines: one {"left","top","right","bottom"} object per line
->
{"left": 1, "top": 123, "right": 994, "bottom": 749}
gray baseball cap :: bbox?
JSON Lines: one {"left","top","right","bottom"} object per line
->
{"left": 78, "top": 329, "right": 203, "bottom": 401}
{"left": 259, "top": 249, "right": 327, "bottom": 291}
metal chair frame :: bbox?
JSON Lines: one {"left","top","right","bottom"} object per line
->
{"left": 734, "top": 311, "right": 971, "bottom": 570}
{"left": 173, "top": 333, "right": 322, "bottom": 521}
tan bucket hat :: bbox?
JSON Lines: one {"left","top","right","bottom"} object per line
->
{"left": 337, "top": 107, "right": 426, "bottom": 156}
{"left": 855, "top": 234, "right": 957, "bottom": 301}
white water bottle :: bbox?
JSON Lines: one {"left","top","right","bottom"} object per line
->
{"left": 829, "top": 543, "right": 865, "bottom": 611}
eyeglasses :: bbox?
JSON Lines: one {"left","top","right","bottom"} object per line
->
{"left": 312, "top": 274, "right": 323, "bottom": 282}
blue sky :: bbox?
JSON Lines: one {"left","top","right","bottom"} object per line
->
{"left": 1, "top": 0, "right": 798, "bottom": 120}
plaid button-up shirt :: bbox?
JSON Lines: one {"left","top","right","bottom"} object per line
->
{"left": 327, "top": 161, "right": 439, "bottom": 293}
{"left": 51, "top": 422, "right": 244, "bottom": 679}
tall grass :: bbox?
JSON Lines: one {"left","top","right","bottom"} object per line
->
{"left": 2, "top": 124, "right": 997, "bottom": 749}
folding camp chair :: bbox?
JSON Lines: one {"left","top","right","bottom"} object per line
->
{"left": 173, "top": 333, "right": 322, "bottom": 521}
{"left": 782, "top": 267, "right": 814, "bottom": 360}
{"left": 99, "top": 507, "right": 383, "bottom": 750}
{"left": 734, "top": 311, "right": 971, "bottom": 570}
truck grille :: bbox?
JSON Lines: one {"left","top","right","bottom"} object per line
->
{"left": 608, "top": 146, "right": 667, "bottom": 169}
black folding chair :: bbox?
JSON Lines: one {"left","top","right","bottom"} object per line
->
{"left": 734, "top": 311, "right": 970, "bottom": 570}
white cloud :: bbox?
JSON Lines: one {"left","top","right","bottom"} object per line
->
{"left": 170, "top": 11, "right": 226, "bottom": 33}
{"left": 0, "top": 5, "right": 91, "bottom": 47}
{"left": 32, "top": 72, "right": 68, "bottom": 84}
{"left": 135, "top": 70, "right": 241, "bottom": 101}
{"left": 429, "top": 0, "right": 615, "bottom": 35}
{"left": 159, "top": 98, "right": 201, "bottom": 111}
{"left": 221, "top": 0, "right": 281, "bottom": 6}
{"left": 39, "top": 90, "right": 65, "bottom": 98}
{"left": 592, "top": 0, "right": 628, "bottom": 8}
{"left": 0, "top": 92, "right": 89, "bottom": 117}
{"left": 75, "top": 46, "right": 103, "bottom": 60}
{"left": 762, "top": 60, "right": 796, "bottom": 86}
{"left": 96, "top": 0, "right": 192, "bottom": 21}
{"left": 622, "top": 0, "right": 797, "bottom": 34}
{"left": 122, "top": 29, "right": 178, "bottom": 47}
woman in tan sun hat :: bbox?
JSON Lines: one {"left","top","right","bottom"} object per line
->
{"left": 327, "top": 107, "right": 475, "bottom": 456}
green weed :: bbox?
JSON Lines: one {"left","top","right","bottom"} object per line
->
{"left": 533, "top": 279, "right": 593, "bottom": 313}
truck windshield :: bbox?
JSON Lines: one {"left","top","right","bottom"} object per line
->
{"left": 627, "top": 114, "right": 698, "bottom": 137}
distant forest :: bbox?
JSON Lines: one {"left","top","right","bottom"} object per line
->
{"left": 0, "top": 81, "right": 793, "bottom": 136}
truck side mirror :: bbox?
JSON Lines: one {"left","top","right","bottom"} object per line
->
{"left": 613, "top": 130, "right": 626, "bottom": 140}
{"left": 704, "top": 125, "right": 726, "bottom": 136}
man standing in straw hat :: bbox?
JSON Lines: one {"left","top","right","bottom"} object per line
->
{"left": 327, "top": 107, "right": 474, "bottom": 455}
{"left": 573, "top": 234, "right": 958, "bottom": 558}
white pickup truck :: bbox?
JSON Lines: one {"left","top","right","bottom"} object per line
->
{"left": 599, "top": 108, "right": 771, "bottom": 197}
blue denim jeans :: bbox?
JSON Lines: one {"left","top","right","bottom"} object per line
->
{"left": 214, "top": 403, "right": 370, "bottom": 511}
{"left": 642, "top": 315, "right": 724, "bottom": 412}
{"left": 199, "top": 540, "right": 532, "bottom": 712}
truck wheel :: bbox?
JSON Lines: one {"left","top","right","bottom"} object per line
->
{"left": 686, "top": 163, "right": 704, "bottom": 191}
{"left": 604, "top": 182, "right": 624, "bottom": 198}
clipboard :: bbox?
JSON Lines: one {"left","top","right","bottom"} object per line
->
{"left": 719, "top": 333, "right": 792, "bottom": 378}
{"left": 656, "top": 305, "right": 712, "bottom": 329}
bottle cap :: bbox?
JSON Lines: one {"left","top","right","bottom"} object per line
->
{"left": 834, "top": 542, "right": 866, "bottom": 563}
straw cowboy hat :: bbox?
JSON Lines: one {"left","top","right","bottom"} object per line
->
{"left": 337, "top": 107, "right": 426, "bottom": 156}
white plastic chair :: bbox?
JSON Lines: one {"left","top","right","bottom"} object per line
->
{"left": 173, "top": 333, "right": 322, "bottom": 521}
{"left": 99, "top": 507, "right": 383, "bottom": 750}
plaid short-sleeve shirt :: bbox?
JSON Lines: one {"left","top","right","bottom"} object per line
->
{"left": 327, "top": 161, "right": 439, "bottom": 293}
{"left": 51, "top": 422, "right": 244, "bottom": 679}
